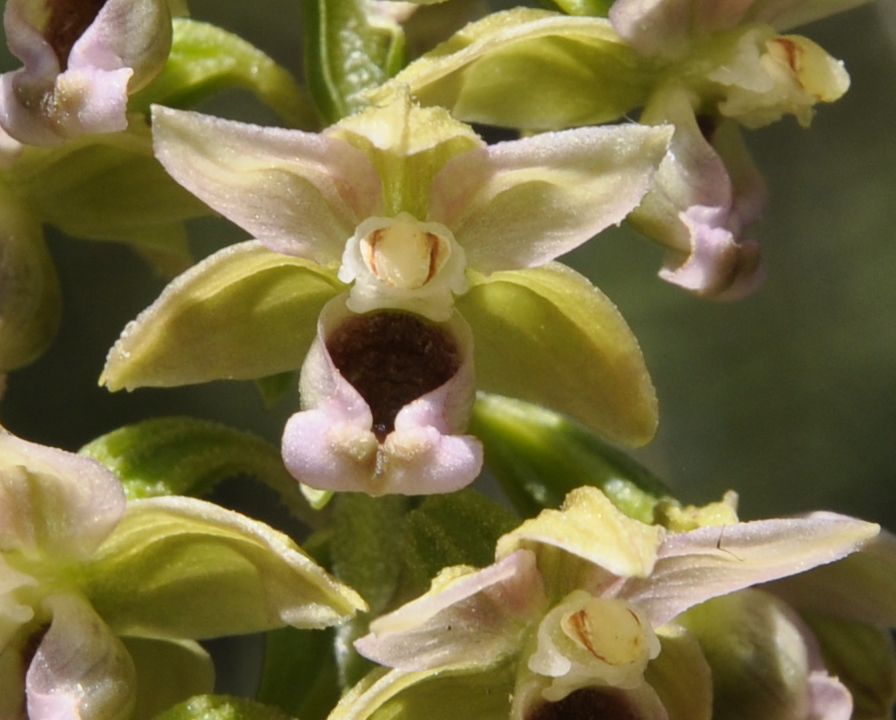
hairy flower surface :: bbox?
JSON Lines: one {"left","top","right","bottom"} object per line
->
{"left": 0, "top": 0, "right": 185, "bottom": 146}
{"left": 0, "top": 426, "right": 364, "bottom": 720}
{"left": 102, "top": 90, "right": 670, "bottom": 496}
{"left": 372, "top": 0, "right": 861, "bottom": 298}
{"left": 342, "top": 487, "right": 883, "bottom": 720}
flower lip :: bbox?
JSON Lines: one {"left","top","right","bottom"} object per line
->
{"left": 326, "top": 309, "right": 461, "bottom": 440}
{"left": 45, "top": 0, "right": 108, "bottom": 69}
{"left": 283, "top": 295, "right": 482, "bottom": 495}
{"left": 527, "top": 687, "right": 643, "bottom": 720}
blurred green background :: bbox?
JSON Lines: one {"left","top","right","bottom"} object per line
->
{"left": 1, "top": 0, "right": 895, "bottom": 529}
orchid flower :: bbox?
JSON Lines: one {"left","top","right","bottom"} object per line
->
{"left": 335, "top": 486, "right": 884, "bottom": 720}
{"left": 369, "top": 0, "right": 862, "bottom": 298}
{"left": 0, "top": 0, "right": 187, "bottom": 146}
{"left": 608, "top": 0, "right": 851, "bottom": 298}
{"left": 101, "top": 89, "right": 671, "bottom": 496}
{"left": 0, "top": 425, "right": 364, "bottom": 720}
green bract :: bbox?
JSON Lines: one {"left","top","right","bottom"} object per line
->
{"left": 80, "top": 416, "right": 322, "bottom": 528}
{"left": 303, "top": 0, "right": 407, "bottom": 122}
{"left": 469, "top": 393, "right": 672, "bottom": 521}
{"left": 131, "top": 19, "right": 320, "bottom": 130}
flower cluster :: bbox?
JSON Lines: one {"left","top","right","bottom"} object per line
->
{"left": 0, "top": 0, "right": 890, "bottom": 719}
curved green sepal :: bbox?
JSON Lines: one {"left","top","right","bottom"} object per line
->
{"left": 86, "top": 496, "right": 366, "bottom": 638}
{"left": 79, "top": 416, "right": 319, "bottom": 528}
{"left": 330, "top": 494, "right": 409, "bottom": 687}
{"left": 15, "top": 128, "right": 207, "bottom": 276}
{"left": 802, "top": 612, "right": 896, "bottom": 720}
{"left": 101, "top": 241, "right": 346, "bottom": 390}
{"left": 0, "top": 195, "right": 61, "bottom": 371}
{"left": 402, "top": 489, "right": 520, "bottom": 593}
{"left": 123, "top": 637, "right": 214, "bottom": 720}
{"left": 258, "top": 627, "right": 340, "bottom": 720}
{"left": 154, "top": 695, "right": 296, "bottom": 720}
{"left": 131, "top": 19, "right": 320, "bottom": 130}
{"left": 367, "top": 666, "right": 514, "bottom": 720}
{"left": 457, "top": 262, "right": 658, "bottom": 447}
{"left": 470, "top": 393, "right": 672, "bottom": 521}
{"left": 304, "top": 0, "right": 406, "bottom": 123}
{"left": 369, "top": 8, "right": 650, "bottom": 131}
{"left": 329, "top": 665, "right": 515, "bottom": 720}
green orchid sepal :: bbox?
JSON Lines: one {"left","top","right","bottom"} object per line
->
{"left": 367, "top": 8, "right": 654, "bottom": 131}
{"left": 11, "top": 124, "right": 207, "bottom": 276}
{"left": 101, "top": 241, "right": 346, "bottom": 390}
{"left": 458, "top": 263, "right": 659, "bottom": 447}
{"left": 84, "top": 495, "right": 365, "bottom": 638}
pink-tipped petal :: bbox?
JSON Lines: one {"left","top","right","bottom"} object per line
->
{"left": 378, "top": 427, "right": 482, "bottom": 496}
{"left": 429, "top": 124, "right": 671, "bottom": 274}
{"left": 282, "top": 398, "right": 380, "bottom": 494}
{"left": 770, "top": 530, "right": 896, "bottom": 627}
{"left": 0, "top": 427, "right": 126, "bottom": 559}
{"left": 609, "top": 0, "right": 870, "bottom": 55}
{"left": 68, "top": 0, "right": 171, "bottom": 92}
{"left": 152, "top": 106, "right": 382, "bottom": 264}
{"left": 356, "top": 549, "right": 545, "bottom": 672}
{"left": 659, "top": 206, "right": 765, "bottom": 300}
{"left": 624, "top": 512, "right": 879, "bottom": 628}
{"left": 26, "top": 594, "right": 136, "bottom": 720}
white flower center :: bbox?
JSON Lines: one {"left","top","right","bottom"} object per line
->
{"left": 528, "top": 589, "right": 660, "bottom": 701}
{"left": 338, "top": 213, "right": 468, "bottom": 322}
{"left": 360, "top": 220, "right": 451, "bottom": 290}
{"left": 560, "top": 596, "right": 651, "bottom": 667}
{"left": 706, "top": 27, "right": 849, "bottom": 129}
